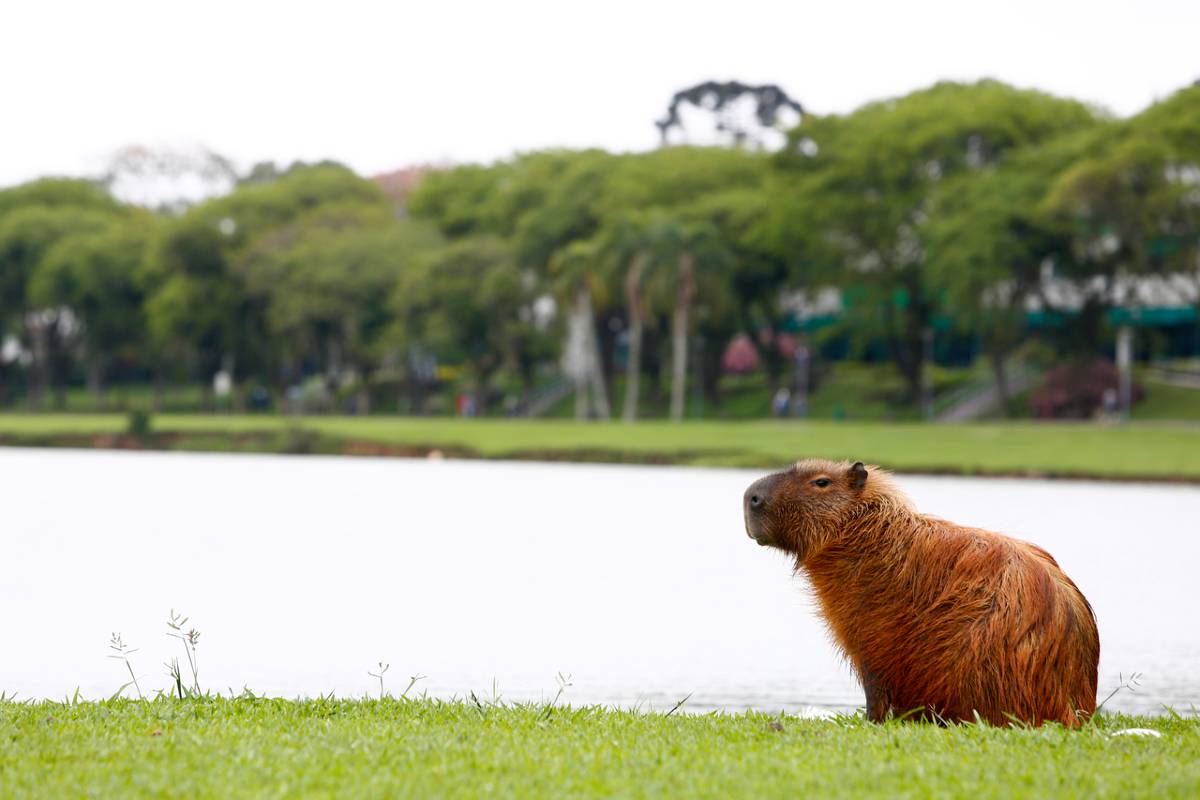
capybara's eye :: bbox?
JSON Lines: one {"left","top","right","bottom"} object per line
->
{"left": 811, "top": 478, "right": 831, "bottom": 488}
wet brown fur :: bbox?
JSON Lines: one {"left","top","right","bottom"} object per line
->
{"left": 744, "top": 459, "right": 1099, "bottom": 727}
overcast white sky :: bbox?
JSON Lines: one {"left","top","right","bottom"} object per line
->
{"left": 2, "top": 0, "right": 1199, "bottom": 189}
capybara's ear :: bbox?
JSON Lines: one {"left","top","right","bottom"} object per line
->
{"left": 849, "top": 461, "right": 868, "bottom": 490}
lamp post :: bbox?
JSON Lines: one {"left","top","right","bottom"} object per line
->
{"left": 1116, "top": 325, "right": 1133, "bottom": 422}
{"left": 792, "top": 343, "right": 809, "bottom": 419}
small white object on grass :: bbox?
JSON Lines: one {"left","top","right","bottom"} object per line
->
{"left": 1111, "top": 728, "right": 1162, "bottom": 738}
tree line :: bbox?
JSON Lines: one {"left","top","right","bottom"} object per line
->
{"left": 1, "top": 80, "right": 1198, "bottom": 417}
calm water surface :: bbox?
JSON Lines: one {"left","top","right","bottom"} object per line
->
{"left": 3, "top": 448, "right": 1197, "bottom": 715}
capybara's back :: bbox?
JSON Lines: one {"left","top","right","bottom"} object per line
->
{"left": 743, "top": 459, "right": 1099, "bottom": 726}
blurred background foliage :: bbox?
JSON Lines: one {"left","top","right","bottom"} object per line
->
{"left": 2, "top": 79, "right": 1199, "bottom": 421}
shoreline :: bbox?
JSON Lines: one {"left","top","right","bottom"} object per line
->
{"left": 5, "top": 430, "right": 1200, "bottom": 485}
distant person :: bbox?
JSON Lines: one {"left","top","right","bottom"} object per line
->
{"left": 772, "top": 387, "right": 791, "bottom": 418}
{"left": 249, "top": 387, "right": 270, "bottom": 411}
{"left": 1101, "top": 387, "right": 1118, "bottom": 421}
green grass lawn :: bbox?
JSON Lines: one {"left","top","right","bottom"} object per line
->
{"left": 0, "top": 698, "right": 1194, "bottom": 798}
{"left": 1134, "top": 380, "right": 1200, "bottom": 422}
{"left": 3, "top": 413, "right": 1200, "bottom": 480}
{"left": 8, "top": 363, "right": 959, "bottom": 422}
{"left": 483, "top": 362, "right": 982, "bottom": 421}
{"left": 11, "top": 360, "right": 1198, "bottom": 423}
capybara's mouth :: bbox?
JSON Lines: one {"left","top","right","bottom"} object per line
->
{"left": 743, "top": 472, "right": 782, "bottom": 547}
{"left": 744, "top": 515, "right": 770, "bottom": 546}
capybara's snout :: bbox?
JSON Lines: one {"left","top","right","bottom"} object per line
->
{"left": 743, "top": 471, "right": 784, "bottom": 546}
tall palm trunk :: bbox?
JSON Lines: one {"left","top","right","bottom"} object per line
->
{"left": 571, "top": 284, "right": 592, "bottom": 420}
{"left": 669, "top": 252, "right": 696, "bottom": 422}
{"left": 570, "top": 284, "right": 611, "bottom": 420}
{"left": 622, "top": 254, "right": 647, "bottom": 422}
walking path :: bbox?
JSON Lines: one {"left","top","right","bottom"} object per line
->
{"left": 936, "top": 362, "right": 1041, "bottom": 422}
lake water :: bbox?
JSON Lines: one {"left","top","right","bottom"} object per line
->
{"left": 2, "top": 448, "right": 1197, "bottom": 716}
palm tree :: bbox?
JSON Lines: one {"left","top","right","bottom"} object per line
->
{"left": 642, "top": 216, "right": 730, "bottom": 421}
{"left": 621, "top": 251, "right": 649, "bottom": 421}
{"left": 669, "top": 248, "right": 697, "bottom": 421}
{"left": 549, "top": 239, "right": 611, "bottom": 419}
{"left": 597, "top": 214, "right": 657, "bottom": 422}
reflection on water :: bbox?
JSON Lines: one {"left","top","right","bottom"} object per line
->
{"left": 3, "top": 448, "right": 1197, "bottom": 716}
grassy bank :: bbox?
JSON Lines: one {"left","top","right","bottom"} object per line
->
{"left": 5, "top": 413, "right": 1200, "bottom": 480}
{"left": 18, "top": 363, "right": 1199, "bottom": 422}
{"left": 0, "top": 698, "right": 1195, "bottom": 798}
{"left": 1134, "top": 379, "right": 1200, "bottom": 422}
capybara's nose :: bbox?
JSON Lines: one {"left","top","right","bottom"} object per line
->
{"left": 744, "top": 472, "right": 782, "bottom": 546}
{"left": 744, "top": 472, "right": 781, "bottom": 513}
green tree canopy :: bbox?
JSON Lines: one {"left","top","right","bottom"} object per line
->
{"left": 391, "top": 236, "right": 545, "bottom": 413}
{"left": 142, "top": 165, "right": 391, "bottom": 399}
{"left": 771, "top": 80, "right": 1101, "bottom": 401}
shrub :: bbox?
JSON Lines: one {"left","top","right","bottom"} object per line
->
{"left": 1031, "top": 358, "right": 1142, "bottom": 419}
{"left": 126, "top": 409, "right": 153, "bottom": 439}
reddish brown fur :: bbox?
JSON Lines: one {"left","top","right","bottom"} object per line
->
{"left": 743, "top": 459, "right": 1099, "bottom": 727}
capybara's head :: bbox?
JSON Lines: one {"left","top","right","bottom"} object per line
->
{"left": 743, "top": 459, "right": 881, "bottom": 559}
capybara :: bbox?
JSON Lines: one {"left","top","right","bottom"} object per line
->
{"left": 743, "top": 459, "right": 1099, "bottom": 727}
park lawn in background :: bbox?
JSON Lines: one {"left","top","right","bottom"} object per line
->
{"left": 0, "top": 699, "right": 1196, "bottom": 798}
{"left": 1134, "top": 380, "right": 1200, "bottom": 422}
{"left": 543, "top": 363, "right": 964, "bottom": 421}
{"left": 4, "top": 414, "right": 1200, "bottom": 480}
{"left": 684, "top": 363, "right": 975, "bottom": 421}
{"left": 12, "top": 363, "right": 1198, "bottom": 423}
